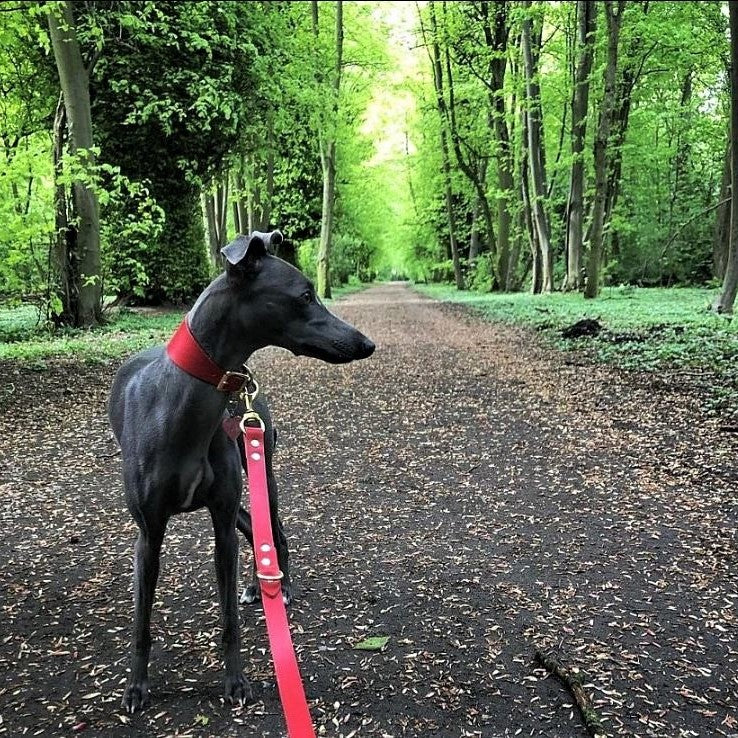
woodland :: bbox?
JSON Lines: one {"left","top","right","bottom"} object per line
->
{"left": 1, "top": 0, "right": 738, "bottom": 330}
{"left": 2, "top": 4, "right": 738, "bottom": 737}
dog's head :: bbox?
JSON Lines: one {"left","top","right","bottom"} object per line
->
{"left": 221, "top": 231, "right": 375, "bottom": 364}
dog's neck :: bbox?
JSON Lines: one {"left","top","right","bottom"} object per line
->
{"left": 188, "top": 274, "right": 261, "bottom": 372}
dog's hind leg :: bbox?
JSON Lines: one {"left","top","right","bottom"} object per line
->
{"left": 237, "top": 483, "right": 293, "bottom": 606}
{"left": 267, "top": 470, "right": 292, "bottom": 604}
{"left": 123, "top": 519, "right": 166, "bottom": 713}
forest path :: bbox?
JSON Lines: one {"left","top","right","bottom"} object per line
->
{"left": 0, "top": 281, "right": 736, "bottom": 738}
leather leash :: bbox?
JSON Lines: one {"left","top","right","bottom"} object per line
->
{"left": 166, "top": 320, "right": 316, "bottom": 736}
{"left": 242, "top": 418, "right": 316, "bottom": 738}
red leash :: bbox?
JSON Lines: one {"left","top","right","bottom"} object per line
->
{"left": 243, "top": 423, "right": 316, "bottom": 738}
{"left": 166, "top": 319, "right": 316, "bottom": 737}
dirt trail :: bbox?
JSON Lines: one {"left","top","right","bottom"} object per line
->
{"left": 0, "top": 282, "right": 736, "bottom": 737}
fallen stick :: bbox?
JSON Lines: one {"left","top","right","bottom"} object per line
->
{"left": 534, "top": 649, "right": 604, "bottom": 737}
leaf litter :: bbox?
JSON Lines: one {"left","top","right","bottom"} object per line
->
{"left": 0, "top": 283, "right": 736, "bottom": 737}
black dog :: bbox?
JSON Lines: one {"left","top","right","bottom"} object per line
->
{"left": 108, "top": 230, "right": 374, "bottom": 711}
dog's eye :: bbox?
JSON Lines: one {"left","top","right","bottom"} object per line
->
{"left": 301, "top": 290, "right": 313, "bottom": 303}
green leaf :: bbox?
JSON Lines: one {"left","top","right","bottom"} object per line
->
{"left": 353, "top": 636, "right": 389, "bottom": 651}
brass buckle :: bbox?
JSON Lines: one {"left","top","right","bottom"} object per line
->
{"left": 257, "top": 570, "right": 284, "bottom": 582}
{"left": 216, "top": 371, "right": 250, "bottom": 392}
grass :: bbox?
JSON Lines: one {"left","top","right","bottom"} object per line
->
{"left": 415, "top": 283, "right": 738, "bottom": 417}
{"left": 0, "top": 281, "right": 370, "bottom": 364}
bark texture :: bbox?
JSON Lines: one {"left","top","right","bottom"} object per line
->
{"left": 714, "top": 136, "right": 731, "bottom": 282}
{"left": 564, "top": 1, "right": 596, "bottom": 291}
{"left": 521, "top": 2, "right": 553, "bottom": 293}
{"left": 48, "top": 1, "right": 101, "bottom": 326}
{"left": 483, "top": 1, "right": 515, "bottom": 290}
{"left": 714, "top": 0, "right": 738, "bottom": 313}
{"left": 313, "top": 0, "right": 343, "bottom": 299}
{"left": 584, "top": 1, "right": 625, "bottom": 299}
{"left": 423, "top": 1, "right": 464, "bottom": 290}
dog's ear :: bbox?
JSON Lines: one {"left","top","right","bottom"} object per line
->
{"left": 221, "top": 233, "right": 268, "bottom": 276}
{"left": 249, "top": 230, "right": 284, "bottom": 254}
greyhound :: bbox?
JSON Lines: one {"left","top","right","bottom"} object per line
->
{"left": 108, "top": 230, "right": 375, "bottom": 712}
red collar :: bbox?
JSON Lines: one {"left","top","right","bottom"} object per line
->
{"left": 166, "top": 316, "right": 250, "bottom": 393}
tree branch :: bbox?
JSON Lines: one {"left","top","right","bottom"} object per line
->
{"left": 660, "top": 197, "right": 731, "bottom": 259}
{"left": 534, "top": 650, "right": 602, "bottom": 737}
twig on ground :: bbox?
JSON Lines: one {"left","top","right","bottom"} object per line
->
{"left": 534, "top": 649, "right": 605, "bottom": 737}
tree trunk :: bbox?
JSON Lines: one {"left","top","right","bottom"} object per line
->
{"left": 507, "top": 211, "right": 523, "bottom": 291}
{"left": 312, "top": 1, "right": 344, "bottom": 298}
{"left": 469, "top": 194, "right": 482, "bottom": 262}
{"left": 215, "top": 178, "right": 228, "bottom": 247}
{"left": 317, "top": 140, "right": 336, "bottom": 297}
{"left": 482, "top": 1, "right": 515, "bottom": 290}
{"left": 48, "top": 1, "right": 101, "bottom": 326}
{"left": 421, "top": 1, "right": 464, "bottom": 290}
{"left": 235, "top": 171, "right": 248, "bottom": 235}
{"left": 435, "top": 2, "right": 489, "bottom": 282}
{"left": 714, "top": 134, "right": 731, "bottom": 281}
{"left": 231, "top": 168, "right": 247, "bottom": 233}
{"left": 669, "top": 71, "right": 693, "bottom": 228}
{"left": 244, "top": 142, "right": 275, "bottom": 232}
{"left": 521, "top": 1, "right": 553, "bottom": 293}
{"left": 714, "top": 1, "right": 738, "bottom": 313}
{"left": 521, "top": 110, "right": 542, "bottom": 294}
{"left": 584, "top": 1, "right": 625, "bottom": 299}
{"left": 601, "top": 3, "right": 651, "bottom": 241}
{"left": 52, "top": 95, "right": 72, "bottom": 317}
{"left": 564, "top": 0, "right": 596, "bottom": 291}
{"left": 203, "top": 193, "right": 220, "bottom": 266}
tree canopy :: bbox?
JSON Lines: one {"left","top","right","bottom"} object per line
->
{"left": 1, "top": 0, "right": 738, "bottom": 323}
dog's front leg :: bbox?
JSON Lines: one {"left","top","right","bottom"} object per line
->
{"left": 211, "top": 506, "right": 252, "bottom": 704}
{"left": 123, "top": 526, "right": 164, "bottom": 712}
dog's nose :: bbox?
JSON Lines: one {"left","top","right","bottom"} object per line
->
{"left": 359, "top": 338, "right": 375, "bottom": 358}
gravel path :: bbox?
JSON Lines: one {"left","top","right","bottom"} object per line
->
{"left": 0, "top": 282, "right": 736, "bottom": 738}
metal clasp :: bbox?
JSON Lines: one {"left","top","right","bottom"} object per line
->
{"left": 238, "top": 366, "right": 265, "bottom": 431}
{"left": 239, "top": 410, "right": 265, "bottom": 433}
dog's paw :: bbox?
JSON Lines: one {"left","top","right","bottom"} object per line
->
{"left": 240, "top": 584, "right": 260, "bottom": 604}
{"left": 225, "top": 672, "right": 253, "bottom": 706}
{"left": 121, "top": 679, "right": 149, "bottom": 713}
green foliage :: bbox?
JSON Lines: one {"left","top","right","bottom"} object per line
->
{"left": 297, "top": 239, "right": 318, "bottom": 283}
{"left": 140, "top": 184, "right": 210, "bottom": 303}
{"left": 84, "top": 1, "right": 266, "bottom": 301}
{"left": 399, "top": 0, "right": 732, "bottom": 294}
{"left": 99, "top": 177, "right": 164, "bottom": 300}
{"left": 0, "top": 133, "right": 54, "bottom": 298}
{"left": 0, "top": 6, "right": 57, "bottom": 300}
{"left": 467, "top": 254, "right": 496, "bottom": 292}
{"left": 330, "top": 233, "right": 376, "bottom": 285}
{"left": 1, "top": 1, "right": 733, "bottom": 315}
